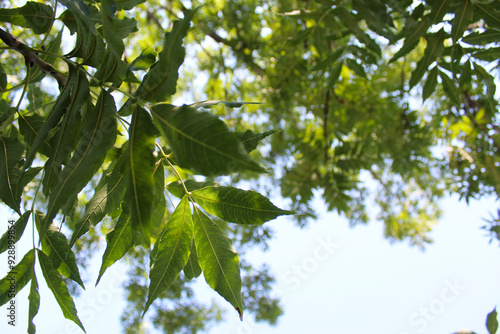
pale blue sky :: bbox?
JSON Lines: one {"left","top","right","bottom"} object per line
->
{"left": 1, "top": 193, "right": 499, "bottom": 334}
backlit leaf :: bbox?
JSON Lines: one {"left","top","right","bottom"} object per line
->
{"left": 167, "top": 180, "right": 218, "bottom": 199}
{"left": 235, "top": 130, "right": 276, "bottom": 154}
{"left": 144, "top": 196, "right": 193, "bottom": 315}
{"left": 101, "top": 0, "right": 137, "bottom": 58}
{"left": 422, "top": 66, "right": 438, "bottom": 102}
{"left": 0, "top": 211, "right": 30, "bottom": 254}
{"left": 439, "top": 70, "right": 461, "bottom": 105}
{"left": 135, "top": 9, "right": 197, "bottom": 102}
{"left": 96, "top": 205, "right": 134, "bottom": 286}
{"left": 0, "top": 249, "right": 34, "bottom": 306}
{"left": 37, "top": 250, "right": 86, "bottom": 332}
{"left": 192, "top": 186, "right": 292, "bottom": 225}
{"left": 152, "top": 104, "right": 265, "bottom": 176}
{"left": 183, "top": 241, "right": 202, "bottom": 279}
{"left": 193, "top": 207, "right": 243, "bottom": 319}
{"left": 27, "top": 270, "right": 39, "bottom": 334}
{"left": 409, "top": 29, "right": 445, "bottom": 89}
{"left": 70, "top": 146, "right": 127, "bottom": 247}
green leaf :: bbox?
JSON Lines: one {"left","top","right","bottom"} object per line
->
{"left": 17, "top": 113, "right": 53, "bottom": 158}
{"left": 0, "top": 136, "right": 24, "bottom": 213}
{"left": 326, "top": 60, "right": 344, "bottom": 90}
{"left": 422, "top": 66, "right": 438, "bottom": 102}
{"left": 390, "top": 16, "right": 431, "bottom": 63}
{"left": 151, "top": 160, "right": 166, "bottom": 228}
{"left": 22, "top": 68, "right": 77, "bottom": 171}
{"left": 462, "top": 29, "right": 500, "bottom": 45}
{"left": 43, "top": 66, "right": 89, "bottom": 195}
{"left": 472, "top": 47, "right": 500, "bottom": 62}
{"left": 37, "top": 249, "right": 86, "bottom": 332}
{"left": 144, "top": 196, "right": 193, "bottom": 315}
{"left": 311, "top": 48, "right": 345, "bottom": 72}
{"left": 235, "top": 130, "right": 276, "bottom": 153}
{"left": 70, "top": 147, "right": 127, "bottom": 247}
{"left": 93, "top": 48, "right": 127, "bottom": 85}
{"left": 409, "top": 29, "right": 445, "bottom": 89}
{"left": 101, "top": 0, "right": 137, "bottom": 58}
{"left": 183, "top": 241, "right": 202, "bottom": 279}
{"left": 58, "top": 0, "right": 95, "bottom": 34}
{"left": 345, "top": 58, "right": 367, "bottom": 78}
{"left": 189, "top": 100, "right": 262, "bottom": 110}
{"left": 152, "top": 104, "right": 265, "bottom": 176}
{"left": 0, "top": 2, "right": 54, "bottom": 34}
{"left": 336, "top": 6, "right": 381, "bottom": 56}
{"left": 43, "top": 229, "right": 85, "bottom": 289}
{"left": 351, "top": 0, "right": 396, "bottom": 42}
{"left": 0, "top": 211, "right": 30, "bottom": 254}
{"left": 96, "top": 205, "right": 134, "bottom": 285}
{"left": 487, "top": 307, "right": 499, "bottom": 334}
{"left": 0, "top": 99, "right": 15, "bottom": 129}
{"left": 192, "top": 186, "right": 292, "bottom": 225}
{"left": 43, "top": 90, "right": 117, "bottom": 239}
{"left": 193, "top": 207, "right": 243, "bottom": 320}
{"left": 0, "top": 63, "right": 6, "bottom": 91}
{"left": 451, "top": 0, "right": 474, "bottom": 44}
{"left": 473, "top": 62, "right": 496, "bottom": 100}
{"left": 0, "top": 249, "right": 34, "bottom": 306}
{"left": 125, "top": 106, "right": 156, "bottom": 242}
{"left": 439, "top": 70, "right": 461, "bottom": 105}
{"left": 135, "top": 9, "right": 197, "bottom": 102}
{"left": 28, "top": 270, "right": 40, "bottom": 334}
{"left": 125, "top": 47, "right": 157, "bottom": 83}
{"left": 428, "top": 0, "right": 452, "bottom": 24}
{"left": 167, "top": 180, "right": 218, "bottom": 199}
{"left": 114, "top": 0, "right": 147, "bottom": 11}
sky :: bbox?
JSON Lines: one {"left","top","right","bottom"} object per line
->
{"left": 1, "top": 192, "right": 499, "bottom": 334}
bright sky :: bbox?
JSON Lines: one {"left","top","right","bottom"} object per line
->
{"left": 1, "top": 192, "right": 499, "bottom": 334}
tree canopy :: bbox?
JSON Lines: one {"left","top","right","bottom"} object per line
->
{"left": 0, "top": 0, "right": 499, "bottom": 333}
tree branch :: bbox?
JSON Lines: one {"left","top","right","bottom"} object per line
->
{"left": 0, "top": 27, "right": 67, "bottom": 88}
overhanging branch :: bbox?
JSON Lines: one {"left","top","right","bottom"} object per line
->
{"left": 0, "top": 27, "right": 67, "bottom": 88}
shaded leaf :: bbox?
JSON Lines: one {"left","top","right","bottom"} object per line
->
{"left": 473, "top": 62, "right": 496, "bottom": 100}
{"left": 409, "top": 29, "right": 445, "bottom": 89}
{"left": 472, "top": 47, "right": 500, "bottom": 62}
{"left": 345, "top": 58, "right": 366, "bottom": 78}
{"left": 0, "top": 249, "right": 34, "bottom": 306}
{"left": 422, "top": 65, "right": 438, "bottom": 102}
{"left": 336, "top": 6, "right": 381, "bottom": 56}
{"left": 93, "top": 48, "right": 127, "bottom": 85}
{"left": 70, "top": 146, "right": 127, "bottom": 247}
{"left": 462, "top": 29, "right": 500, "bottom": 45}
{"left": 326, "top": 60, "right": 344, "bottom": 90}
{"left": 125, "top": 106, "right": 156, "bottom": 242}
{"left": 151, "top": 160, "right": 166, "bottom": 228}
{"left": 0, "top": 2, "right": 54, "bottom": 34}
{"left": 390, "top": 15, "right": 431, "bottom": 62}
{"left": 0, "top": 211, "right": 30, "bottom": 254}
{"left": 37, "top": 250, "right": 86, "bottom": 332}
{"left": 189, "top": 100, "right": 262, "bottom": 110}
{"left": 152, "top": 104, "right": 265, "bottom": 176}
{"left": 29, "top": 29, "right": 63, "bottom": 84}
{"left": 0, "top": 136, "right": 24, "bottom": 213}
{"left": 451, "top": 0, "right": 473, "bottom": 44}
{"left": 115, "top": 0, "right": 147, "bottom": 11}
{"left": 192, "top": 186, "right": 292, "bottom": 225}
{"left": 135, "top": 9, "right": 197, "bottom": 102}
{"left": 43, "top": 66, "right": 89, "bottom": 195}
{"left": 235, "top": 130, "right": 276, "bottom": 153}
{"left": 17, "top": 113, "right": 53, "bottom": 157}
{"left": 193, "top": 207, "right": 243, "bottom": 319}
{"left": 144, "top": 196, "right": 193, "bottom": 315}
{"left": 28, "top": 270, "right": 40, "bottom": 334}
{"left": 43, "top": 90, "right": 117, "bottom": 239}
{"left": 183, "top": 241, "right": 202, "bottom": 279}
{"left": 439, "top": 70, "right": 461, "bottom": 105}
{"left": 96, "top": 205, "right": 134, "bottom": 285}
{"left": 101, "top": 0, "right": 137, "bottom": 58}
{"left": 487, "top": 307, "right": 499, "bottom": 334}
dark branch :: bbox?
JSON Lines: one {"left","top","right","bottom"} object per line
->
{"left": 0, "top": 27, "right": 67, "bottom": 88}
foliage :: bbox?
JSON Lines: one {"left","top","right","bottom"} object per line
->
{"left": 1, "top": 0, "right": 500, "bottom": 333}
{"left": 0, "top": 1, "right": 291, "bottom": 332}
